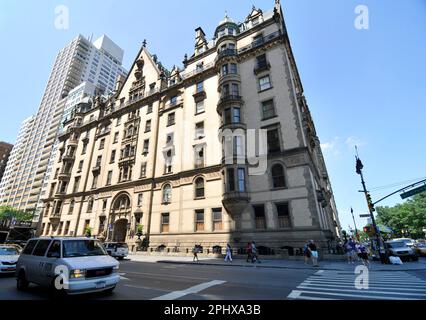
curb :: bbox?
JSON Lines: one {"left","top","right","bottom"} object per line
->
{"left": 154, "top": 260, "right": 426, "bottom": 272}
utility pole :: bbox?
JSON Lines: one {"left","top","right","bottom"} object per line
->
{"left": 355, "top": 147, "right": 386, "bottom": 264}
{"left": 350, "top": 207, "right": 359, "bottom": 240}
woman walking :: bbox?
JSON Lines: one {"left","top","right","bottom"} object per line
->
{"left": 192, "top": 244, "right": 199, "bottom": 262}
{"left": 224, "top": 243, "right": 232, "bottom": 262}
{"left": 304, "top": 241, "right": 311, "bottom": 265}
{"left": 359, "top": 243, "right": 370, "bottom": 267}
{"left": 308, "top": 240, "right": 319, "bottom": 267}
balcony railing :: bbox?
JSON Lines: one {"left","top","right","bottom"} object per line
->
{"left": 238, "top": 30, "right": 282, "bottom": 54}
{"left": 218, "top": 95, "right": 242, "bottom": 106}
{"left": 216, "top": 49, "right": 237, "bottom": 61}
{"left": 181, "top": 62, "right": 215, "bottom": 80}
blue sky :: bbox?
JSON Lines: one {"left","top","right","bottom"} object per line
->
{"left": 1, "top": 0, "right": 425, "bottom": 233}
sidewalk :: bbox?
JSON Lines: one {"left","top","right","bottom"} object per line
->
{"left": 127, "top": 253, "right": 426, "bottom": 272}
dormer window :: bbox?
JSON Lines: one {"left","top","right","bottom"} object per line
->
{"left": 252, "top": 16, "right": 260, "bottom": 26}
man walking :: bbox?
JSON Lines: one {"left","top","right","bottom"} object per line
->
{"left": 251, "top": 241, "right": 261, "bottom": 263}
{"left": 308, "top": 240, "right": 319, "bottom": 267}
{"left": 192, "top": 244, "right": 199, "bottom": 262}
{"left": 224, "top": 243, "right": 232, "bottom": 262}
{"left": 246, "top": 242, "right": 252, "bottom": 262}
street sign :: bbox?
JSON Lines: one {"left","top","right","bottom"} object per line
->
{"left": 400, "top": 184, "right": 426, "bottom": 199}
{"left": 359, "top": 214, "right": 370, "bottom": 218}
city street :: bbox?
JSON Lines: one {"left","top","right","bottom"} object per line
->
{"left": 1, "top": 258, "right": 426, "bottom": 300}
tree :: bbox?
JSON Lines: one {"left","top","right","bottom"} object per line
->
{"left": 0, "top": 206, "right": 34, "bottom": 224}
{"left": 376, "top": 193, "right": 426, "bottom": 239}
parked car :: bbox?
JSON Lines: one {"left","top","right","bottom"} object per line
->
{"left": 104, "top": 242, "right": 129, "bottom": 260}
{"left": 0, "top": 245, "right": 20, "bottom": 274}
{"left": 392, "top": 238, "right": 416, "bottom": 248}
{"left": 414, "top": 243, "right": 426, "bottom": 256}
{"left": 15, "top": 237, "right": 120, "bottom": 295}
{"left": 385, "top": 240, "right": 418, "bottom": 262}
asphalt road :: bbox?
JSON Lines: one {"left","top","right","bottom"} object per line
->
{"left": 0, "top": 260, "right": 314, "bottom": 300}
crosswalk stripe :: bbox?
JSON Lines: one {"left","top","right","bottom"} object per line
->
{"left": 297, "top": 285, "right": 426, "bottom": 297}
{"left": 303, "top": 282, "right": 426, "bottom": 292}
{"left": 290, "top": 289, "right": 422, "bottom": 300}
{"left": 288, "top": 270, "right": 426, "bottom": 300}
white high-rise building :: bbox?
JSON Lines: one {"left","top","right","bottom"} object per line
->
{"left": 0, "top": 34, "right": 127, "bottom": 212}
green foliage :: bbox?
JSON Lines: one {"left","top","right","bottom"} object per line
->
{"left": 137, "top": 224, "right": 143, "bottom": 235}
{"left": 0, "top": 206, "right": 33, "bottom": 222}
{"left": 85, "top": 226, "right": 92, "bottom": 237}
{"left": 376, "top": 192, "right": 426, "bottom": 239}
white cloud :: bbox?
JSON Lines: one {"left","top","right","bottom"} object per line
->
{"left": 345, "top": 136, "right": 365, "bottom": 149}
{"left": 321, "top": 137, "right": 340, "bottom": 156}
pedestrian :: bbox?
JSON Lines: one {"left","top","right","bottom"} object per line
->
{"left": 192, "top": 244, "right": 199, "bottom": 262}
{"left": 246, "top": 242, "right": 252, "bottom": 262}
{"left": 345, "top": 240, "right": 354, "bottom": 264}
{"left": 355, "top": 242, "right": 362, "bottom": 262}
{"left": 251, "top": 241, "right": 261, "bottom": 263}
{"left": 308, "top": 240, "right": 319, "bottom": 267}
{"left": 359, "top": 243, "right": 370, "bottom": 267}
{"left": 224, "top": 243, "right": 232, "bottom": 262}
{"left": 303, "top": 241, "right": 311, "bottom": 265}
{"left": 349, "top": 237, "right": 358, "bottom": 262}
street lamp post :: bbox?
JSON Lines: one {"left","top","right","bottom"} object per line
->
{"left": 355, "top": 153, "right": 387, "bottom": 264}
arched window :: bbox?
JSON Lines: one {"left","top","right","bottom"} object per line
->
{"left": 87, "top": 198, "right": 94, "bottom": 212}
{"left": 271, "top": 164, "right": 286, "bottom": 188}
{"left": 69, "top": 200, "right": 75, "bottom": 214}
{"left": 194, "top": 177, "right": 205, "bottom": 198}
{"left": 163, "top": 184, "right": 172, "bottom": 203}
{"left": 113, "top": 194, "right": 131, "bottom": 210}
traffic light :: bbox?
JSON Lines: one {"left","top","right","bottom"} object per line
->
{"left": 363, "top": 226, "right": 371, "bottom": 233}
{"left": 366, "top": 192, "right": 375, "bottom": 213}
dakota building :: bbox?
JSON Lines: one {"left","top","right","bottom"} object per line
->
{"left": 40, "top": 2, "right": 341, "bottom": 255}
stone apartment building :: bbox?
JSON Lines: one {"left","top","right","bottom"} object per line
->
{"left": 0, "top": 142, "right": 13, "bottom": 183}
{"left": 40, "top": 2, "right": 341, "bottom": 255}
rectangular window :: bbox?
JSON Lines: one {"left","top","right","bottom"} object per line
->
{"left": 254, "top": 205, "right": 266, "bottom": 229}
{"left": 92, "top": 173, "right": 98, "bottom": 189}
{"left": 73, "top": 177, "right": 80, "bottom": 193}
{"left": 195, "top": 122, "right": 204, "bottom": 139}
{"left": 140, "top": 162, "right": 147, "bottom": 178}
{"left": 267, "top": 129, "right": 281, "bottom": 154}
{"left": 234, "top": 136, "right": 243, "bottom": 156}
{"left": 147, "top": 104, "right": 153, "bottom": 114}
{"left": 221, "top": 64, "right": 228, "bottom": 75}
{"left": 82, "top": 142, "right": 88, "bottom": 155}
{"left": 145, "top": 120, "right": 151, "bottom": 132}
{"left": 99, "top": 138, "right": 105, "bottom": 150}
{"left": 230, "top": 63, "right": 238, "bottom": 74}
{"left": 238, "top": 168, "right": 246, "bottom": 192}
{"left": 261, "top": 100, "right": 275, "bottom": 119}
{"left": 231, "top": 84, "right": 239, "bottom": 96}
{"left": 259, "top": 75, "right": 272, "bottom": 91}
{"left": 110, "top": 150, "right": 116, "bottom": 163}
{"left": 167, "top": 113, "right": 175, "bottom": 126}
{"left": 141, "top": 140, "right": 149, "bottom": 155}
{"left": 196, "top": 82, "right": 204, "bottom": 93}
{"left": 98, "top": 217, "right": 106, "bottom": 234}
{"left": 117, "top": 116, "right": 121, "bottom": 126}
{"left": 95, "top": 155, "right": 102, "bottom": 168}
{"left": 256, "top": 54, "right": 267, "bottom": 68}
{"left": 102, "top": 200, "right": 107, "bottom": 211}
{"left": 227, "top": 168, "right": 235, "bottom": 191}
{"left": 233, "top": 107, "right": 241, "bottom": 123}
{"left": 78, "top": 160, "right": 84, "bottom": 172}
{"left": 194, "top": 145, "right": 205, "bottom": 169}
{"left": 137, "top": 193, "right": 143, "bottom": 207}
{"left": 195, "top": 101, "right": 205, "bottom": 114}
{"left": 113, "top": 132, "right": 119, "bottom": 143}
{"left": 277, "top": 203, "right": 291, "bottom": 228}
{"left": 106, "top": 171, "right": 112, "bottom": 186}
{"left": 64, "top": 221, "right": 70, "bottom": 235}
{"left": 212, "top": 208, "right": 223, "bottom": 231}
{"left": 170, "top": 96, "right": 177, "bottom": 106}
{"left": 195, "top": 210, "right": 204, "bottom": 232}
{"left": 161, "top": 213, "right": 169, "bottom": 233}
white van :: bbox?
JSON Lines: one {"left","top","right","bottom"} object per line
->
{"left": 105, "top": 242, "right": 129, "bottom": 260}
{"left": 16, "top": 237, "right": 120, "bottom": 295}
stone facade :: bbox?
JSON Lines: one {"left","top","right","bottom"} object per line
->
{"left": 40, "top": 2, "right": 341, "bottom": 255}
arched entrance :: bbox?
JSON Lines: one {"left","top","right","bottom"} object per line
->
{"left": 113, "top": 219, "right": 128, "bottom": 242}
{"left": 109, "top": 192, "right": 132, "bottom": 243}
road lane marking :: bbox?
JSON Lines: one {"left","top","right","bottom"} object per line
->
{"left": 151, "top": 280, "right": 226, "bottom": 300}
{"left": 123, "top": 271, "right": 212, "bottom": 281}
{"left": 289, "top": 289, "right": 421, "bottom": 300}
{"left": 302, "top": 282, "right": 426, "bottom": 291}
{"left": 315, "top": 270, "right": 324, "bottom": 275}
